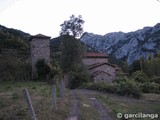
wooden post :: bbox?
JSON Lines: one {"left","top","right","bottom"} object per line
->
{"left": 23, "top": 89, "right": 36, "bottom": 120}
{"left": 60, "top": 80, "right": 64, "bottom": 100}
{"left": 52, "top": 85, "right": 57, "bottom": 110}
{"left": 62, "top": 80, "right": 65, "bottom": 97}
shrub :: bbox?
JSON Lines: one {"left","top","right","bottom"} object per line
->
{"left": 150, "top": 77, "right": 160, "bottom": 84}
{"left": 85, "top": 82, "right": 111, "bottom": 91}
{"left": 132, "top": 71, "right": 149, "bottom": 83}
{"left": 85, "top": 80, "right": 142, "bottom": 98}
{"left": 113, "top": 76, "right": 128, "bottom": 83}
{"left": 85, "top": 82, "right": 102, "bottom": 90}
{"left": 69, "top": 65, "right": 91, "bottom": 89}
{"left": 141, "top": 82, "right": 160, "bottom": 94}
{"left": 0, "top": 53, "right": 31, "bottom": 81}
{"left": 117, "top": 80, "right": 142, "bottom": 98}
{"left": 36, "top": 59, "right": 50, "bottom": 80}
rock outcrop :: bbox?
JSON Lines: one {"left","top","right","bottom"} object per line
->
{"left": 80, "top": 23, "right": 160, "bottom": 64}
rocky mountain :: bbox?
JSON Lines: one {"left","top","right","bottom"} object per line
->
{"left": 80, "top": 23, "right": 160, "bottom": 64}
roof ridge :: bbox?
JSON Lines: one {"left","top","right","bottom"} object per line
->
{"left": 84, "top": 52, "right": 108, "bottom": 58}
{"left": 31, "top": 34, "right": 51, "bottom": 39}
{"left": 88, "top": 62, "right": 116, "bottom": 69}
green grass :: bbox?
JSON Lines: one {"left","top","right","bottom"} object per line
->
{"left": 1, "top": 82, "right": 159, "bottom": 120}
{"left": 96, "top": 93, "right": 160, "bottom": 120}
{"left": 0, "top": 81, "right": 70, "bottom": 120}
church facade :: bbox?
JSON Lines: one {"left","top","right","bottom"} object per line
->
{"left": 83, "top": 52, "right": 116, "bottom": 83}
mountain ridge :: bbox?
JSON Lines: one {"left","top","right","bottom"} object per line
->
{"left": 80, "top": 23, "right": 160, "bottom": 64}
{"left": 1, "top": 23, "right": 160, "bottom": 65}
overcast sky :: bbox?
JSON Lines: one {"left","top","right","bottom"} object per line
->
{"left": 0, "top": 0, "right": 160, "bottom": 38}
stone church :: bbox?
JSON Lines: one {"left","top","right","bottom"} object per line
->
{"left": 30, "top": 34, "right": 117, "bottom": 82}
{"left": 83, "top": 52, "right": 117, "bottom": 83}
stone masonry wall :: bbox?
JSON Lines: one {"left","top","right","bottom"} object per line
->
{"left": 89, "top": 64, "right": 116, "bottom": 81}
{"left": 94, "top": 72, "right": 112, "bottom": 83}
{"left": 30, "top": 37, "right": 50, "bottom": 77}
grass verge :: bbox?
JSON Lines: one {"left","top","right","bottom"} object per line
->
{"left": 96, "top": 93, "right": 160, "bottom": 120}
{"left": 0, "top": 81, "right": 70, "bottom": 120}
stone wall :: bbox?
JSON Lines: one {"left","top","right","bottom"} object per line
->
{"left": 89, "top": 64, "right": 116, "bottom": 81}
{"left": 30, "top": 34, "right": 51, "bottom": 78}
{"left": 93, "top": 72, "right": 112, "bottom": 83}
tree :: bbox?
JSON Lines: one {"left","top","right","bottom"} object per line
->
{"left": 140, "top": 56, "right": 146, "bottom": 72}
{"left": 122, "top": 61, "right": 129, "bottom": 73}
{"left": 60, "top": 15, "right": 85, "bottom": 38}
{"left": 157, "top": 51, "right": 160, "bottom": 58}
{"left": 147, "top": 54, "right": 152, "bottom": 62}
{"left": 60, "top": 15, "right": 90, "bottom": 88}
{"left": 130, "top": 60, "right": 141, "bottom": 74}
{"left": 60, "top": 35, "right": 83, "bottom": 73}
{"left": 60, "top": 14, "right": 85, "bottom": 73}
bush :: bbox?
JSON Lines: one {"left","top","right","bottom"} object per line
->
{"left": 36, "top": 59, "right": 50, "bottom": 80}
{"left": 85, "top": 82, "right": 111, "bottom": 91}
{"left": 150, "top": 77, "right": 160, "bottom": 84}
{"left": 113, "top": 76, "right": 128, "bottom": 83}
{"left": 85, "top": 80, "right": 142, "bottom": 98}
{"left": 141, "top": 82, "right": 160, "bottom": 94}
{"left": 0, "top": 54, "right": 31, "bottom": 82}
{"left": 132, "top": 71, "right": 149, "bottom": 83}
{"left": 69, "top": 65, "right": 91, "bottom": 89}
{"left": 117, "top": 80, "right": 142, "bottom": 98}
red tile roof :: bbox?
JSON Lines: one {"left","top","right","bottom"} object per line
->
{"left": 31, "top": 34, "right": 51, "bottom": 39}
{"left": 84, "top": 52, "right": 108, "bottom": 58}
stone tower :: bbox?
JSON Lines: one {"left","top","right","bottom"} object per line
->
{"left": 30, "top": 34, "right": 51, "bottom": 78}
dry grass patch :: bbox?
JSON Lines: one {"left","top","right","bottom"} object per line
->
{"left": 0, "top": 81, "right": 71, "bottom": 120}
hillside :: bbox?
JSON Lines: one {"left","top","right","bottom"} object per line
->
{"left": 80, "top": 23, "right": 160, "bottom": 64}
{"left": 0, "top": 25, "right": 30, "bottom": 53}
{"left": 50, "top": 36, "right": 95, "bottom": 52}
{"left": 1, "top": 23, "right": 160, "bottom": 66}
{"left": 0, "top": 25, "right": 31, "bottom": 81}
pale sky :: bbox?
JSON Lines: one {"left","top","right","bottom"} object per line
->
{"left": 0, "top": 0, "right": 160, "bottom": 38}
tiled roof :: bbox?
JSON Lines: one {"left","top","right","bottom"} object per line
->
{"left": 88, "top": 62, "right": 116, "bottom": 70}
{"left": 31, "top": 34, "right": 51, "bottom": 39}
{"left": 84, "top": 52, "right": 108, "bottom": 58}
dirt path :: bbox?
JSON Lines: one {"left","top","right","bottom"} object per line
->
{"left": 66, "top": 90, "right": 79, "bottom": 120}
{"left": 67, "top": 89, "right": 112, "bottom": 120}
{"left": 81, "top": 90, "right": 112, "bottom": 120}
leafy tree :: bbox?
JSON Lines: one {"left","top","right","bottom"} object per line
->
{"left": 157, "top": 51, "right": 160, "bottom": 58}
{"left": 144, "top": 54, "right": 160, "bottom": 77}
{"left": 147, "top": 54, "right": 152, "bottom": 62}
{"left": 140, "top": 56, "right": 145, "bottom": 72}
{"left": 122, "top": 61, "right": 129, "bottom": 73}
{"left": 60, "top": 15, "right": 85, "bottom": 38}
{"left": 129, "top": 60, "right": 141, "bottom": 74}
{"left": 59, "top": 15, "right": 90, "bottom": 88}
{"left": 60, "top": 35, "right": 83, "bottom": 73}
